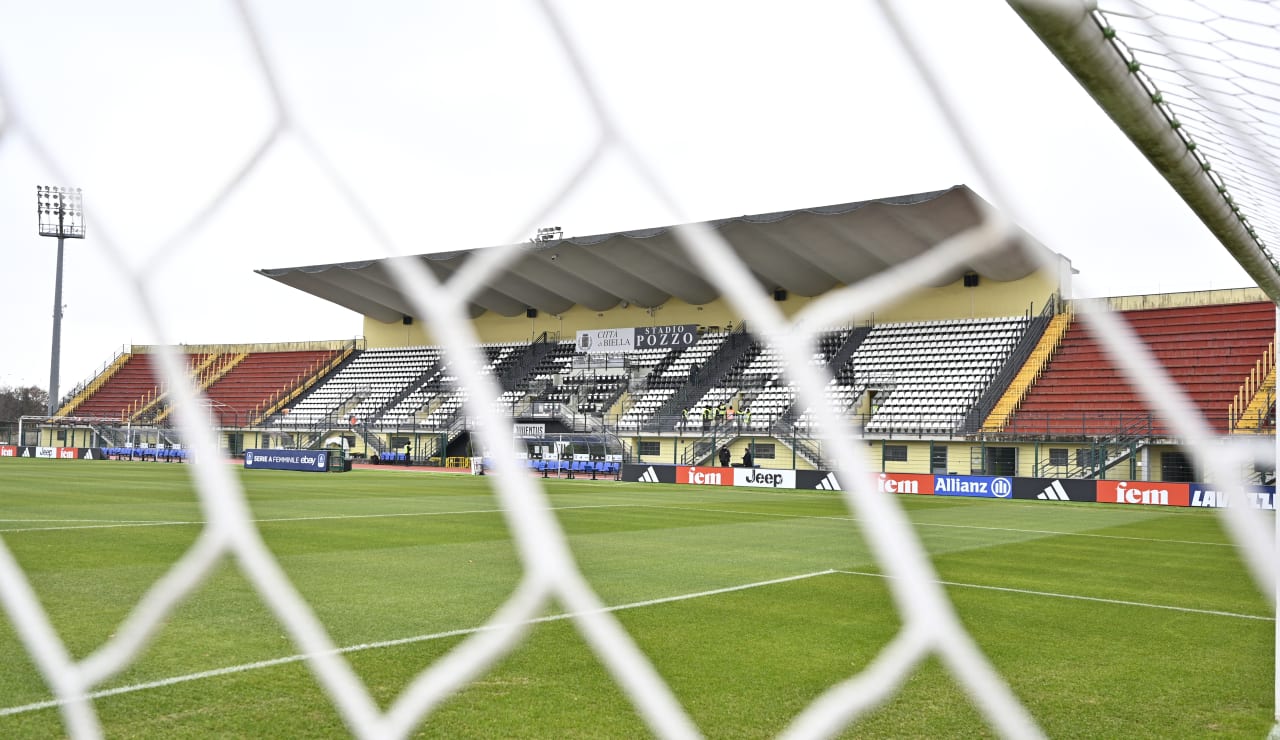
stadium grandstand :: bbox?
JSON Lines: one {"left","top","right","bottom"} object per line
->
{"left": 21, "top": 185, "right": 1276, "bottom": 484}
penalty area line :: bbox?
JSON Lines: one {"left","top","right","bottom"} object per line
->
{"left": 833, "top": 569, "right": 1273, "bottom": 621}
{"left": 0, "top": 569, "right": 837, "bottom": 718}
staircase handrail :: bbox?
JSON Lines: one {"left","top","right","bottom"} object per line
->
{"left": 1032, "top": 413, "right": 1153, "bottom": 478}
{"left": 254, "top": 340, "right": 361, "bottom": 426}
{"left": 963, "top": 296, "right": 1059, "bottom": 434}
{"left": 54, "top": 343, "right": 132, "bottom": 417}
{"left": 1229, "top": 340, "right": 1275, "bottom": 430}
{"left": 654, "top": 323, "right": 754, "bottom": 419}
{"left": 498, "top": 332, "right": 556, "bottom": 390}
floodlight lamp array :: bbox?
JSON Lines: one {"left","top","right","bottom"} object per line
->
{"left": 36, "top": 185, "right": 86, "bottom": 239}
{"left": 535, "top": 226, "right": 563, "bottom": 242}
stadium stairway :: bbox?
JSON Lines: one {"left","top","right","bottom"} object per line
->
{"left": 981, "top": 310, "right": 1072, "bottom": 433}
{"left": 151, "top": 352, "right": 248, "bottom": 424}
{"left": 70, "top": 351, "right": 206, "bottom": 422}
{"left": 55, "top": 349, "right": 131, "bottom": 418}
{"left": 1230, "top": 340, "right": 1275, "bottom": 433}
{"left": 249, "top": 343, "right": 357, "bottom": 425}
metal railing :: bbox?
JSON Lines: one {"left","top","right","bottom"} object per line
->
{"left": 962, "top": 297, "right": 1057, "bottom": 433}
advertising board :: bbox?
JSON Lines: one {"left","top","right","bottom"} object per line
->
{"left": 933, "top": 475, "right": 1013, "bottom": 498}
{"left": 675, "top": 466, "right": 733, "bottom": 486}
{"left": 1188, "top": 483, "right": 1275, "bottom": 509}
{"left": 621, "top": 464, "right": 678, "bottom": 484}
{"left": 243, "top": 448, "right": 330, "bottom": 473}
{"left": 1095, "top": 480, "right": 1189, "bottom": 507}
{"left": 733, "top": 468, "right": 796, "bottom": 489}
{"left": 1011, "top": 477, "right": 1098, "bottom": 503}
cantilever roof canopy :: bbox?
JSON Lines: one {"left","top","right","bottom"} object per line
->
{"left": 258, "top": 185, "right": 1055, "bottom": 322}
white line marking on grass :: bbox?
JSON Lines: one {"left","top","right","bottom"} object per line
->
{"left": 0, "top": 569, "right": 836, "bottom": 718}
{"left": 0, "top": 504, "right": 635, "bottom": 534}
{"left": 833, "top": 569, "right": 1273, "bottom": 621}
{"left": 0, "top": 521, "right": 199, "bottom": 534}
{"left": 0, "top": 519, "right": 163, "bottom": 524}
{"left": 636, "top": 504, "right": 1237, "bottom": 548}
{"left": 0, "top": 501, "right": 1236, "bottom": 552}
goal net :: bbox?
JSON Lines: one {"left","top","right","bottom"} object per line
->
{"left": 0, "top": 1, "right": 1276, "bottom": 737}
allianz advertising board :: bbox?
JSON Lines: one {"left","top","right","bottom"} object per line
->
{"left": 933, "top": 475, "right": 1014, "bottom": 499}
{"left": 244, "top": 448, "right": 329, "bottom": 473}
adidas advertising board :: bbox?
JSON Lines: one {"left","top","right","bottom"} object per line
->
{"left": 1189, "top": 483, "right": 1275, "bottom": 510}
{"left": 242, "top": 448, "right": 331, "bottom": 473}
{"left": 620, "top": 464, "right": 677, "bottom": 484}
{"left": 733, "top": 468, "right": 796, "bottom": 489}
{"left": 1096, "top": 480, "right": 1189, "bottom": 507}
{"left": 933, "top": 475, "right": 1014, "bottom": 499}
{"left": 796, "top": 470, "right": 843, "bottom": 491}
{"left": 1011, "top": 477, "right": 1097, "bottom": 503}
{"left": 793, "top": 471, "right": 934, "bottom": 494}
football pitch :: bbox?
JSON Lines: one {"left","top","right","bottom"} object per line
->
{"left": 0, "top": 459, "right": 1271, "bottom": 738}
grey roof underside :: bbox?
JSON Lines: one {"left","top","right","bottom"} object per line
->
{"left": 257, "top": 185, "right": 1053, "bottom": 322}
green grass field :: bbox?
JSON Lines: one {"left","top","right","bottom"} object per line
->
{"left": 0, "top": 459, "right": 1272, "bottom": 738}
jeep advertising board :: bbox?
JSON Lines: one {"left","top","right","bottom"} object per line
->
{"left": 733, "top": 468, "right": 796, "bottom": 489}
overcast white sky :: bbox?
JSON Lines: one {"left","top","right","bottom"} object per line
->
{"left": 0, "top": 1, "right": 1260, "bottom": 393}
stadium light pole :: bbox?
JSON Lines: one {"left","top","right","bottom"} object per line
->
{"left": 36, "top": 186, "right": 86, "bottom": 416}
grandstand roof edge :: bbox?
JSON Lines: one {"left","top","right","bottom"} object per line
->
{"left": 257, "top": 184, "right": 1066, "bottom": 321}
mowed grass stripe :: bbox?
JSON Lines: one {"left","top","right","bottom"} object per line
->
{"left": 0, "top": 570, "right": 836, "bottom": 718}
{"left": 0, "top": 460, "right": 1272, "bottom": 737}
{"left": 1, "top": 565, "right": 1268, "bottom": 736}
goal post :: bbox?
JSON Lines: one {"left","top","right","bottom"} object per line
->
{"left": 1009, "top": 0, "right": 1280, "bottom": 300}
{"left": 1010, "top": 0, "right": 1280, "bottom": 729}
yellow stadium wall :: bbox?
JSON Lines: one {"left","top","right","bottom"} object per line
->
{"left": 622, "top": 438, "right": 1177, "bottom": 480}
{"left": 1101, "top": 286, "right": 1267, "bottom": 312}
{"left": 362, "top": 262, "right": 1066, "bottom": 347}
{"left": 863, "top": 440, "right": 1168, "bottom": 480}
{"left": 627, "top": 435, "right": 819, "bottom": 471}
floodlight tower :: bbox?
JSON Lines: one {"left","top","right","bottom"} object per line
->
{"left": 36, "top": 186, "right": 86, "bottom": 416}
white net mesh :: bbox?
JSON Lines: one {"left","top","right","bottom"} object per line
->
{"left": 0, "top": 1, "right": 1276, "bottom": 737}
{"left": 1095, "top": 0, "right": 1280, "bottom": 266}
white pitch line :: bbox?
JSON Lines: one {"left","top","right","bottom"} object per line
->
{"left": 0, "top": 519, "right": 163, "bottom": 524}
{"left": 0, "top": 501, "right": 1237, "bottom": 550}
{"left": 635, "top": 503, "right": 1238, "bottom": 548}
{"left": 833, "top": 569, "right": 1273, "bottom": 621}
{"left": 0, "top": 504, "right": 634, "bottom": 534}
{"left": 0, "top": 521, "right": 200, "bottom": 534}
{"left": 0, "top": 569, "right": 835, "bottom": 719}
